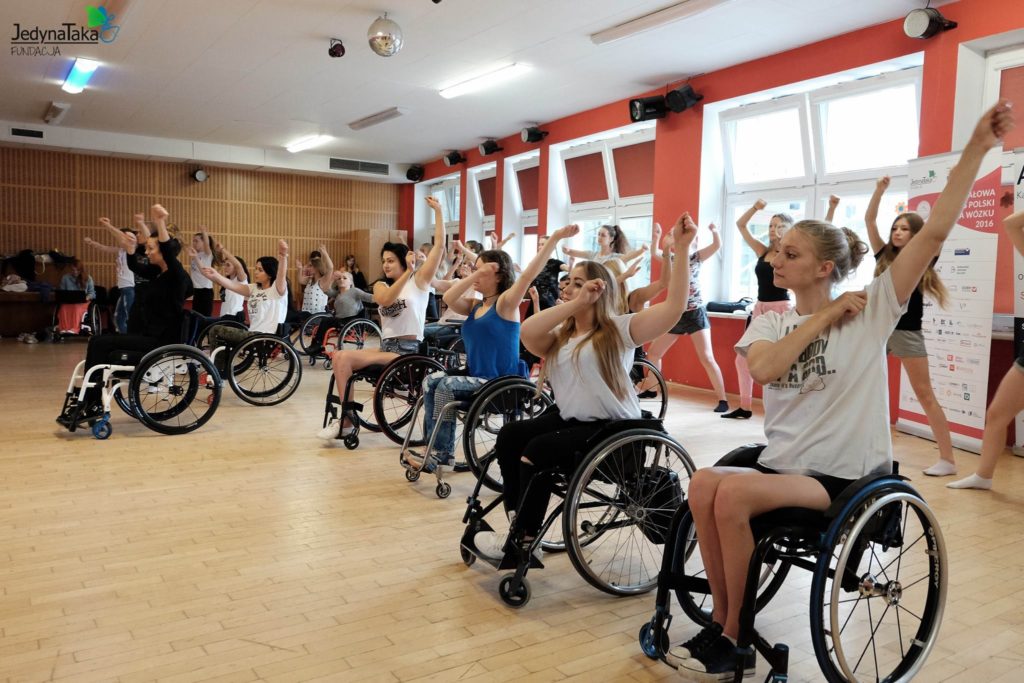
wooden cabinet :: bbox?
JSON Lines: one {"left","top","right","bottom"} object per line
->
{"left": 350, "top": 228, "right": 407, "bottom": 285}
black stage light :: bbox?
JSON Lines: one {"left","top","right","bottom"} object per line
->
{"left": 521, "top": 126, "right": 549, "bottom": 143}
{"left": 665, "top": 84, "right": 703, "bottom": 113}
{"left": 478, "top": 139, "right": 503, "bottom": 155}
{"left": 406, "top": 165, "right": 424, "bottom": 182}
{"left": 629, "top": 96, "right": 667, "bottom": 122}
{"left": 443, "top": 151, "right": 466, "bottom": 167}
{"left": 903, "top": 7, "right": 957, "bottom": 39}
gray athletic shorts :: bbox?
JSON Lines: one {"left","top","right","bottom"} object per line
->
{"left": 669, "top": 307, "right": 710, "bottom": 335}
{"left": 886, "top": 329, "right": 927, "bottom": 358}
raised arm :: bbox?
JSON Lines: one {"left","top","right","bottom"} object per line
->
{"left": 625, "top": 224, "right": 666, "bottom": 312}
{"left": 1005, "top": 210, "right": 1024, "bottom": 257}
{"left": 628, "top": 214, "right": 695, "bottom": 344}
{"left": 891, "top": 101, "right": 1014, "bottom": 305}
{"left": 561, "top": 245, "right": 595, "bottom": 259}
{"left": 415, "top": 197, "right": 447, "bottom": 289}
{"left": 133, "top": 212, "right": 152, "bottom": 239}
{"left": 216, "top": 242, "right": 247, "bottom": 282}
{"left": 195, "top": 226, "right": 211, "bottom": 255}
{"left": 736, "top": 200, "right": 770, "bottom": 256}
{"left": 496, "top": 223, "right": 580, "bottom": 320}
{"left": 521, "top": 280, "right": 597, "bottom": 358}
{"left": 274, "top": 240, "right": 289, "bottom": 296}
{"left": 824, "top": 194, "right": 840, "bottom": 224}
{"left": 98, "top": 217, "right": 134, "bottom": 251}
{"left": 318, "top": 243, "right": 334, "bottom": 283}
{"left": 443, "top": 264, "right": 492, "bottom": 316}
{"left": 620, "top": 243, "right": 649, "bottom": 263}
{"left": 201, "top": 266, "right": 250, "bottom": 297}
{"left": 150, "top": 204, "right": 171, "bottom": 242}
{"left": 695, "top": 223, "right": 721, "bottom": 261}
{"left": 496, "top": 231, "right": 516, "bottom": 250}
{"left": 373, "top": 251, "right": 417, "bottom": 307}
{"left": 864, "top": 177, "right": 890, "bottom": 254}
{"left": 83, "top": 236, "right": 120, "bottom": 255}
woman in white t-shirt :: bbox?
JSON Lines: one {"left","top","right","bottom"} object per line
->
{"left": 201, "top": 240, "right": 289, "bottom": 368}
{"left": 318, "top": 196, "right": 447, "bottom": 441}
{"left": 493, "top": 214, "right": 695, "bottom": 554}
{"left": 561, "top": 223, "right": 648, "bottom": 265}
{"left": 670, "top": 103, "right": 1014, "bottom": 681}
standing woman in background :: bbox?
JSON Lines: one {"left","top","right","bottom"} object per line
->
{"left": 345, "top": 254, "right": 368, "bottom": 291}
{"left": 561, "top": 224, "right": 648, "bottom": 265}
{"left": 865, "top": 176, "right": 956, "bottom": 476}
{"left": 726, "top": 201, "right": 793, "bottom": 419}
{"left": 85, "top": 217, "right": 137, "bottom": 333}
{"left": 189, "top": 227, "right": 217, "bottom": 316}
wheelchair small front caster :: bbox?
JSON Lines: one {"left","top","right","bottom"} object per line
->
{"left": 638, "top": 621, "right": 668, "bottom": 660}
{"left": 324, "top": 359, "right": 333, "bottom": 371}
{"left": 343, "top": 434, "right": 359, "bottom": 450}
{"left": 436, "top": 482, "right": 451, "bottom": 499}
{"left": 91, "top": 418, "right": 112, "bottom": 440}
{"left": 405, "top": 468, "right": 420, "bottom": 482}
{"left": 498, "top": 574, "right": 530, "bottom": 608}
{"left": 460, "top": 546, "right": 476, "bottom": 567}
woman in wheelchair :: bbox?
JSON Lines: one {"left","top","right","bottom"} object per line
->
{"left": 672, "top": 103, "right": 1013, "bottom": 681}
{"left": 402, "top": 224, "right": 580, "bottom": 473}
{"left": 304, "top": 270, "right": 375, "bottom": 358}
{"left": 199, "top": 239, "right": 289, "bottom": 368}
{"left": 318, "top": 195, "right": 447, "bottom": 440}
{"left": 492, "top": 214, "right": 694, "bottom": 558}
{"left": 58, "top": 203, "right": 189, "bottom": 424}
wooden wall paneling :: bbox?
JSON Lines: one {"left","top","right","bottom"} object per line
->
{"left": 77, "top": 155, "right": 157, "bottom": 196}
{"left": 0, "top": 148, "right": 76, "bottom": 189}
{"left": 2, "top": 187, "right": 77, "bottom": 232}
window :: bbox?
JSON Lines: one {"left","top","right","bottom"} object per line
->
{"left": 983, "top": 46, "right": 1024, "bottom": 154}
{"left": 717, "top": 69, "right": 922, "bottom": 300}
{"left": 428, "top": 177, "right": 460, "bottom": 236}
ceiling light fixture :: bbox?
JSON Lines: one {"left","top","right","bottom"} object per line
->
{"left": 439, "top": 63, "right": 531, "bottom": 99}
{"left": 61, "top": 58, "right": 100, "bottom": 94}
{"left": 42, "top": 101, "right": 70, "bottom": 125}
{"left": 285, "top": 134, "right": 333, "bottom": 153}
{"left": 521, "top": 126, "right": 548, "bottom": 143}
{"left": 590, "top": 0, "right": 729, "bottom": 46}
{"left": 348, "top": 106, "right": 407, "bottom": 131}
{"left": 903, "top": 6, "right": 957, "bottom": 39}
{"left": 443, "top": 151, "right": 466, "bottom": 167}
{"left": 478, "top": 139, "right": 503, "bottom": 156}
{"left": 629, "top": 96, "right": 668, "bottom": 122}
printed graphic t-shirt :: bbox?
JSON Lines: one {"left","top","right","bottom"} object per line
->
{"left": 377, "top": 277, "right": 429, "bottom": 340}
{"left": 246, "top": 283, "right": 284, "bottom": 334}
{"left": 735, "top": 270, "right": 905, "bottom": 480}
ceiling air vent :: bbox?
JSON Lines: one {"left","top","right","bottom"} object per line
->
{"left": 10, "top": 127, "right": 44, "bottom": 139}
{"left": 329, "top": 157, "right": 390, "bottom": 175}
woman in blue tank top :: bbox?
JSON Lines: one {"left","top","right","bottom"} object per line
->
{"left": 402, "top": 225, "right": 580, "bottom": 471}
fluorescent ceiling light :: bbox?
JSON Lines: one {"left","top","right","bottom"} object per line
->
{"left": 590, "top": 0, "right": 731, "bottom": 45}
{"left": 348, "top": 106, "right": 407, "bottom": 131}
{"left": 61, "top": 58, "right": 100, "bottom": 94}
{"left": 439, "top": 63, "right": 531, "bottom": 100}
{"left": 285, "top": 134, "right": 333, "bottom": 153}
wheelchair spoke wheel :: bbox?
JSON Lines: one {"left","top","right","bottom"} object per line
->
{"left": 563, "top": 430, "right": 695, "bottom": 596}
{"left": 631, "top": 359, "right": 668, "bottom": 420}
{"left": 228, "top": 335, "right": 303, "bottom": 406}
{"left": 810, "top": 490, "right": 947, "bottom": 683}
{"left": 339, "top": 319, "right": 382, "bottom": 353}
{"left": 299, "top": 313, "right": 333, "bottom": 355}
{"left": 462, "top": 379, "right": 553, "bottom": 493}
{"left": 373, "top": 356, "right": 446, "bottom": 445}
{"left": 131, "top": 345, "right": 222, "bottom": 435}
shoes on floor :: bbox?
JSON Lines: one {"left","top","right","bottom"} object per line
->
{"left": 318, "top": 419, "right": 355, "bottom": 441}
{"left": 713, "top": 400, "right": 729, "bottom": 413}
{"left": 677, "top": 634, "right": 756, "bottom": 681}
{"left": 666, "top": 622, "right": 724, "bottom": 667}
{"left": 721, "top": 408, "right": 752, "bottom": 420}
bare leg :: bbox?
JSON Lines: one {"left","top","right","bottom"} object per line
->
{"left": 949, "top": 365, "right": 1024, "bottom": 488}
{"left": 735, "top": 352, "right": 754, "bottom": 411}
{"left": 645, "top": 333, "right": 679, "bottom": 372}
{"left": 691, "top": 328, "right": 727, "bottom": 402}
{"left": 329, "top": 349, "right": 398, "bottom": 427}
{"left": 901, "top": 356, "right": 956, "bottom": 472}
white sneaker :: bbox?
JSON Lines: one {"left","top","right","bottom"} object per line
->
{"left": 318, "top": 420, "right": 356, "bottom": 441}
{"left": 24, "top": 334, "right": 38, "bottom": 344}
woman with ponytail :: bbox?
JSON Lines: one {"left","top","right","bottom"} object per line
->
{"left": 670, "top": 103, "right": 1014, "bottom": 680}
{"left": 865, "top": 176, "right": 955, "bottom": 476}
{"left": 560, "top": 224, "right": 648, "bottom": 265}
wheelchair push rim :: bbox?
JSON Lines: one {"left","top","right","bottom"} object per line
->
{"left": 228, "top": 334, "right": 303, "bottom": 406}
{"left": 130, "top": 344, "right": 222, "bottom": 435}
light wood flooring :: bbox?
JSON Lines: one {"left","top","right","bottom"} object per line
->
{"left": 1, "top": 340, "right": 1023, "bottom": 682}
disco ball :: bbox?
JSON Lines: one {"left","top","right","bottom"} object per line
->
{"left": 368, "top": 14, "right": 403, "bottom": 57}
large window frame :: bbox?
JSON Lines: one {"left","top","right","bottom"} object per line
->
{"left": 428, "top": 175, "right": 461, "bottom": 240}
{"left": 982, "top": 45, "right": 1024, "bottom": 167}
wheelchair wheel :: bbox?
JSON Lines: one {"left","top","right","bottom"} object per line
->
{"left": 373, "top": 355, "right": 446, "bottom": 445}
{"left": 810, "top": 487, "right": 946, "bottom": 683}
{"left": 196, "top": 319, "right": 247, "bottom": 354}
{"left": 671, "top": 506, "right": 790, "bottom": 626}
{"left": 462, "top": 378, "right": 553, "bottom": 493}
{"left": 228, "top": 334, "right": 303, "bottom": 406}
{"left": 130, "top": 345, "right": 222, "bottom": 435}
{"left": 562, "top": 429, "right": 695, "bottom": 596}
{"left": 441, "top": 336, "right": 466, "bottom": 371}
{"left": 631, "top": 359, "right": 668, "bottom": 420}
{"left": 337, "top": 319, "right": 382, "bottom": 353}
{"left": 299, "top": 313, "right": 333, "bottom": 355}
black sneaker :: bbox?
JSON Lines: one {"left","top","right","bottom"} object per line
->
{"left": 637, "top": 389, "right": 659, "bottom": 399}
{"left": 721, "top": 408, "right": 753, "bottom": 420}
{"left": 713, "top": 400, "right": 730, "bottom": 413}
{"left": 666, "top": 622, "right": 723, "bottom": 666}
{"left": 679, "top": 635, "right": 755, "bottom": 681}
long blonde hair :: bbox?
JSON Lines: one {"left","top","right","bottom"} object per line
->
{"left": 873, "top": 213, "right": 949, "bottom": 307}
{"left": 538, "top": 261, "right": 629, "bottom": 401}
{"left": 599, "top": 258, "right": 631, "bottom": 314}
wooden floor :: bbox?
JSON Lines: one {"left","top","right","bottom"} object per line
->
{"left": 2, "top": 339, "right": 1023, "bottom": 683}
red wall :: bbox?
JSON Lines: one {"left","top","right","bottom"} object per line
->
{"left": 408, "top": 0, "right": 1022, "bottom": 425}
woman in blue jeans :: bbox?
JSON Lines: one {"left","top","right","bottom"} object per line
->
{"left": 404, "top": 224, "right": 581, "bottom": 471}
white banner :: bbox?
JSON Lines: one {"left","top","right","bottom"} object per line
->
{"left": 898, "top": 151, "right": 1003, "bottom": 453}
{"left": 1014, "top": 152, "right": 1024, "bottom": 455}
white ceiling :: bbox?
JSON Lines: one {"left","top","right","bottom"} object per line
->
{"left": 0, "top": 0, "right": 942, "bottom": 166}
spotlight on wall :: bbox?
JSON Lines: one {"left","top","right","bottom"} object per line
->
{"left": 190, "top": 168, "right": 209, "bottom": 183}
{"left": 520, "top": 126, "right": 548, "bottom": 143}
{"left": 665, "top": 84, "right": 703, "bottom": 113}
{"left": 442, "top": 151, "right": 466, "bottom": 167}
{"left": 903, "top": 7, "right": 957, "bottom": 39}
{"left": 406, "top": 165, "right": 424, "bottom": 182}
{"left": 629, "top": 96, "right": 668, "bottom": 122}
{"left": 328, "top": 38, "right": 345, "bottom": 58}
{"left": 478, "top": 139, "right": 503, "bottom": 156}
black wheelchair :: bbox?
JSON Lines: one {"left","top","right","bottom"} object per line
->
{"left": 638, "top": 444, "right": 947, "bottom": 682}
{"left": 459, "top": 416, "right": 696, "bottom": 608}
{"left": 298, "top": 312, "right": 383, "bottom": 369}
{"left": 398, "top": 371, "right": 551, "bottom": 499}
{"left": 194, "top": 318, "right": 303, "bottom": 407}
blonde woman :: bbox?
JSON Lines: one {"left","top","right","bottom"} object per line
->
{"left": 494, "top": 214, "right": 695, "bottom": 551}
{"left": 865, "top": 176, "right": 955, "bottom": 476}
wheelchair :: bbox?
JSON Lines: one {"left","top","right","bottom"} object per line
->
{"left": 52, "top": 294, "right": 102, "bottom": 340}
{"left": 298, "top": 312, "right": 383, "bottom": 369}
{"left": 56, "top": 343, "right": 222, "bottom": 439}
{"left": 459, "top": 416, "right": 696, "bottom": 608}
{"left": 195, "top": 318, "right": 303, "bottom": 407}
{"left": 638, "top": 444, "right": 947, "bottom": 683}
{"left": 322, "top": 345, "right": 447, "bottom": 450}
{"left": 631, "top": 356, "right": 668, "bottom": 420}
{"left": 398, "top": 371, "right": 551, "bottom": 499}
